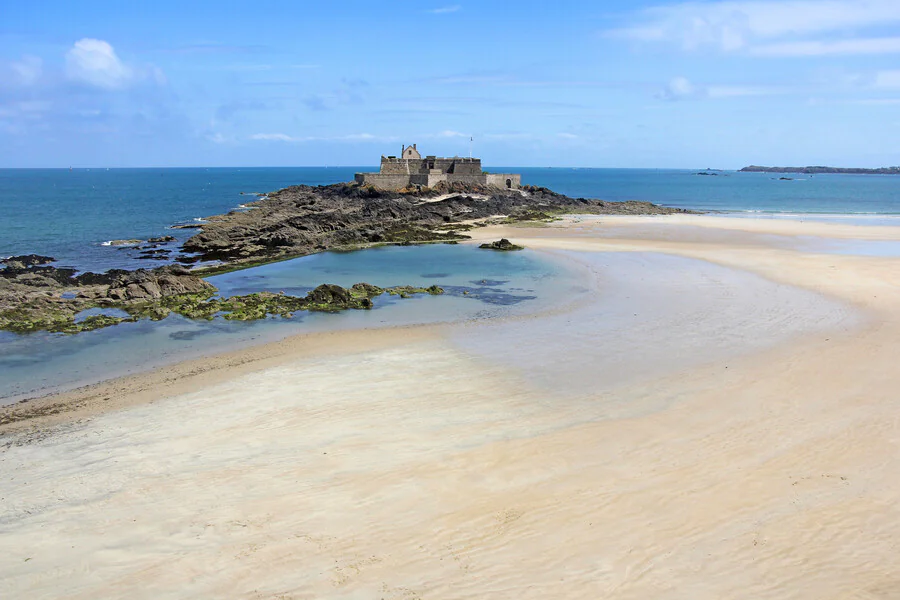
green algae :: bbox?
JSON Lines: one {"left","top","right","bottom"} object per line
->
{"left": 0, "top": 283, "right": 445, "bottom": 334}
{"left": 385, "top": 285, "right": 444, "bottom": 298}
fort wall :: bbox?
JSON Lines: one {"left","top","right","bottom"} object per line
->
{"left": 378, "top": 157, "right": 483, "bottom": 176}
{"left": 485, "top": 173, "right": 521, "bottom": 188}
{"left": 355, "top": 172, "right": 521, "bottom": 190}
{"left": 353, "top": 173, "right": 414, "bottom": 189}
{"left": 355, "top": 145, "right": 520, "bottom": 191}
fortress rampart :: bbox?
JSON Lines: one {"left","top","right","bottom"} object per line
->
{"left": 354, "top": 145, "right": 521, "bottom": 190}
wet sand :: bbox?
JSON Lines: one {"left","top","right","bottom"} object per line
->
{"left": 3, "top": 215, "right": 900, "bottom": 599}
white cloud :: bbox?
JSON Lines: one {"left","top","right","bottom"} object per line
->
{"left": 66, "top": 39, "right": 134, "bottom": 89}
{"left": 0, "top": 55, "right": 44, "bottom": 89}
{"left": 707, "top": 85, "right": 786, "bottom": 98}
{"left": 150, "top": 66, "right": 167, "bottom": 86}
{"left": 848, "top": 98, "right": 900, "bottom": 105}
{"left": 557, "top": 132, "right": 578, "bottom": 139}
{"left": 483, "top": 132, "right": 535, "bottom": 141}
{"left": 655, "top": 78, "right": 790, "bottom": 101}
{"left": 11, "top": 55, "right": 43, "bottom": 86}
{"left": 437, "top": 130, "right": 467, "bottom": 138}
{"left": 751, "top": 36, "right": 900, "bottom": 57}
{"left": 250, "top": 133, "right": 299, "bottom": 142}
{"left": 340, "top": 133, "right": 376, "bottom": 141}
{"left": 874, "top": 70, "right": 900, "bottom": 89}
{"left": 206, "top": 132, "right": 232, "bottom": 144}
{"left": 429, "top": 5, "right": 461, "bottom": 14}
{"left": 609, "top": 0, "right": 900, "bottom": 56}
{"left": 0, "top": 100, "right": 52, "bottom": 119}
{"left": 657, "top": 76, "right": 704, "bottom": 100}
{"left": 249, "top": 133, "right": 390, "bottom": 143}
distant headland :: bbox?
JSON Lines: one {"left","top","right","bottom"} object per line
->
{"left": 740, "top": 165, "right": 900, "bottom": 175}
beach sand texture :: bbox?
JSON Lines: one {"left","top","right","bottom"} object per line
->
{"left": 3, "top": 215, "right": 900, "bottom": 599}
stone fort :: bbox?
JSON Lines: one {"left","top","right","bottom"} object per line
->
{"left": 355, "top": 144, "right": 521, "bottom": 191}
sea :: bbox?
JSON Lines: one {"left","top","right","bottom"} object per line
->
{"left": 2, "top": 166, "right": 899, "bottom": 402}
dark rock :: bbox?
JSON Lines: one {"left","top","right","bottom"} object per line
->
{"left": 479, "top": 238, "right": 524, "bottom": 251}
{"left": 147, "top": 235, "right": 176, "bottom": 243}
{"left": 179, "top": 181, "right": 692, "bottom": 267}
{"left": 1, "top": 254, "right": 55, "bottom": 269}
{"left": 106, "top": 266, "right": 215, "bottom": 301}
{"left": 349, "top": 282, "right": 384, "bottom": 298}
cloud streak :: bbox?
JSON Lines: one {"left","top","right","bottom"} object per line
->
{"left": 428, "top": 5, "right": 461, "bottom": 14}
{"left": 751, "top": 37, "right": 900, "bottom": 57}
{"left": 248, "top": 133, "right": 392, "bottom": 143}
{"left": 656, "top": 76, "right": 794, "bottom": 101}
{"left": 609, "top": 0, "right": 900, "bottom": 56}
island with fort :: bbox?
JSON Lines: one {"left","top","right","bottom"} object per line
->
{"left": 0, "top": 144, "right": 690, "bottom": 336}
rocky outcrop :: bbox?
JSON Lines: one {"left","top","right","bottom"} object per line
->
{"left": 0, "top": 257, "right": 217, "bottom": 333}
{"left": 0, "top": 251, "right": 445, "bottom": 333}
{"left": 0, "top": 180, "right": 689, "bottom": 335}
{"left": 1, "top": 255, "right": 55, "bottom": 269}
{"left": 105, "top": 266, "right": 215, "bottom": 301}
{"left": 479, "top": 239, "right": 524, "bottom": 251}
{"left": 181, "top": 182, "right": 691, "bottom": 267}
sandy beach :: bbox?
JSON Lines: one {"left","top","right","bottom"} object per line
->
{"left": 3, "top": 215, "right": 900, "bottom": 599}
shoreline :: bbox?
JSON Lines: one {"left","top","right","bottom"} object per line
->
{"left": 3, "top": 213, "right": 888, "bottom": 430}
{"left": 0, "top": 323, "right": 441, "bottom": 439}
{"left": 0, "top": 243, "right": 588, "bottom": 410}
{"left": 5, "top": 214, "right": 900, "bottom": 597}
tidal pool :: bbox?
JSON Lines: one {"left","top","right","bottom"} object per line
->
{"left": 0, "top": 244, "right": 581, "bottom": 404}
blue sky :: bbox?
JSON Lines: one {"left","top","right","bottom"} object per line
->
{"left": 2, "top": 0, "right": 900, "bottom": 168}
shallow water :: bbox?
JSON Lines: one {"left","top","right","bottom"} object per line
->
{"left": 798, "top": 238, "right": 900, "bottom": 257}
{"left": 449, "top": 251, "right": 862, "bottom": 410}
{"left": 0, "top": 244, "right": 582, "bottom": 404}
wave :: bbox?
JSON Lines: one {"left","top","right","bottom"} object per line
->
{"left": 708, "top": 208, "right": 900, "bottom": 216}
{"left": 705, "top": 210, "right": 900, "bottom": 226}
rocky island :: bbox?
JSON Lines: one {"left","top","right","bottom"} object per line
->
{"left": 1, "top": 179, "right": 690, "bottom": 335}
{"left": 180, "top": 181, "right": 688, "bottom": 268}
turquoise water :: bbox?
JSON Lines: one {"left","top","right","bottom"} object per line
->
{"left": 0, "top": 167, "right": 361, "bottom": 272}
{"left": 0, "top": 245, "right": 580, "bottom": 403}
{"left": 2, "top": 167, "right": 900, "bottom": 272}
{"left": 2, "top": 166, "right": 899, "bottom": 402}
{"left": 516, "top": 168, "right": 900, "bottom": 216}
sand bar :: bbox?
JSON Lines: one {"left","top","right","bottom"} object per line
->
{"left": 2, "top": 216, "right": 900, "bottom": 599}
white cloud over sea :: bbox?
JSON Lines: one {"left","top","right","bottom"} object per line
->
{"left": 64, "top": 38, "right": 166, "bottom": 89}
